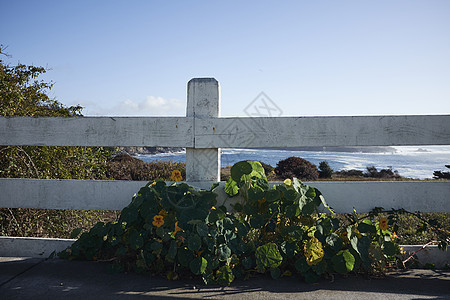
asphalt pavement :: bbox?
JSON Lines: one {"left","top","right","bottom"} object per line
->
{"left": 1, "top": 257, "right": 449, "bottom": 299}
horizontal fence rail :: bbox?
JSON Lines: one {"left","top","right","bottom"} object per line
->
{"left": 1, "top": 178, "right": 449, "bottom": 213}
{"left": 0, "top": 117, "right": 193, "bottom": 147}
{"left": 196, "top": 115, "right": 450, "bottom": 148}
{"left": 1, "top": 115, "right": 449, "bottom": 148}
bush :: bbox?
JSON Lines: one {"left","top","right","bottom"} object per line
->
{"left": 274, "top": 156, "right": 318, "bottom": 180}
{"left": 318, "top": 161, "right": 333, "bottom": 178}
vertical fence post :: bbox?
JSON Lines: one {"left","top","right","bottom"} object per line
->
{"left": 186, "top": 78, "right": 221, "bottom": 182}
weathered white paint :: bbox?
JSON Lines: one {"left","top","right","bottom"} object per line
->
{"left": 1, "top": 178, "right": 449, "bottom": 213}
{"left": 186, "top": 78, "right": 221, "bottom": 181}
{"left": 0, "top": 117, "right": 193, "bottom": 147}
{"left": 0, "top": 236, "right": 74, "bottom": 258}
{"left": 195, "top": 115, "right": 450, "bottom": 148}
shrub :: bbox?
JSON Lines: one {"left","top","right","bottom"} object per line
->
{"left": 318, "top": 161, "right": 333, "bottom": 178}
{"left": 60, "top": 161, "right": 414, "bottom": 286}
{"left": 334, "top": 169, "right": 364, "bottom": 178}
{"left": 274, "top": 156, "right": 318, "bottom": 180}
{"left": 365, "top": 166, "right": 400, "bottom": 179}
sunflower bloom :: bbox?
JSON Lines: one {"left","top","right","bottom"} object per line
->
{"left": 284, "top": 179, "right": 292, "bottom": 187}
{"left": 379, "top": 217, "right": 388, "bottom": 231}
{"left": 152, "top": 215, "right": 165, "bottom": 227}
{"left": 171, "top": 170, "right": 183, "bottom": 182}
{"left": 173, "top": 221, "right": 184, "bottom": 235}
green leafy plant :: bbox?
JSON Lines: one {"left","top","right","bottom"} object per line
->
{"left": 60, "top": 161, "right": 408, "bottom": 286}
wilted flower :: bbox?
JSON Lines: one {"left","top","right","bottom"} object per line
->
{"left": 173, "top": 221, "right": 184, "bottom": 235}
{"left": 152, "top": 215, "right": 165, "bottom": 227}
{"left": 171, "top": 170, "right": 183, "bottom": 182}
{"left": 159, "top": 209, "right": 168, "bottom": 217}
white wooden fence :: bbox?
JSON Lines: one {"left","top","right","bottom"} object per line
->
{"left": 1, "top": 78, "right": 449, "bottom": 257}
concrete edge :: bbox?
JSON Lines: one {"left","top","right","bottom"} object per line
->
{"left": 0, "top": 237, "right": 74, "bottom": 258}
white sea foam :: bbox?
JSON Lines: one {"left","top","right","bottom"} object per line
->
{"left": 138, "top": 146, "right": 450, "bottom": 179}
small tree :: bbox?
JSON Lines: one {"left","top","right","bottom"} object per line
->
{"left": 318, "top": 161, "right": 333, "bottom": 178}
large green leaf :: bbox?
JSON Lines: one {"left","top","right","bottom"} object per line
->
{"left": 217, "top": 244, "right": 232, "bottom": 261}
{"left": 189, "top": 256, "right": 207, "bottom": 275}
{"left": 331, "top": 250, "right": 355, "bottom": 274}
{"left": 383, "top": 241, "right": 397, "bottom": 256}
{"left": 224, "top": 177, "right": 239, "bottom": 196}
{"left": 265, "top": 189, "right": 280, "bottom": 203}
{"left": 127, "top": 229, "right": 144, "bottom": 250}
{"left": 120, "top": 206, "right": 139, "bottom": 224}
{"left": 358, "top": 220, "right": 376, "bottom": 234}
{"left": 255, "top": 243, "right": 283, "bottom": 269}
{"left": 248, "top": 187, "right": 264, "bottom": 203}
{"left": 188, "top": 234, "right": 202, "bottom": 251}
{"left": 231, "top": 161, "right": 253, "bottom": 182}
{"left": 325, "top": 233, "right": 342, "bottom": 252}
{"left": 177, "top": 247, "right": 193, "bottom": 267}
{"left": 294, "top": 257, "right": 310, "bottom": 273}
{"left": 215, "top": 265, "right": 235, "bottom": 286}
{"left": 247, "top": 161, "right": 265, "bottom": 177}
{"left": 196, "top": 222, "right": 209, "bottom": 237}
{"left": 167, "top": 240, "right": 177, "bottom": 260}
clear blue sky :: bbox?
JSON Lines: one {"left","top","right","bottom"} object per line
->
{"left": 1, "top": 0, "right": 449, "bottom": 117}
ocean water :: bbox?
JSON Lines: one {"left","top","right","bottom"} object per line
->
{"left": 137, "top": 146, "right": 450, "bottom": 179}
